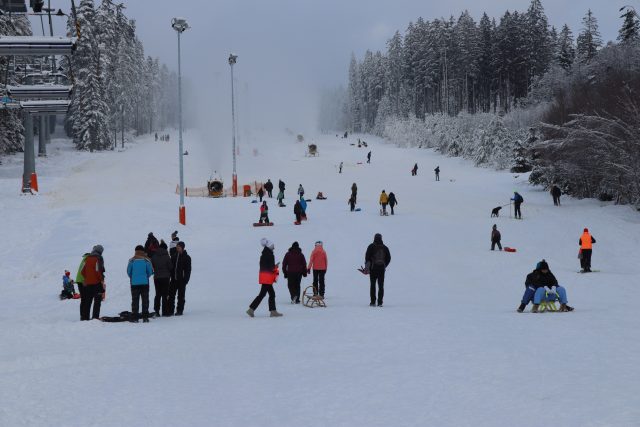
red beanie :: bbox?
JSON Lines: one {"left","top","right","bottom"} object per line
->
{"left": 584, "top": 228, "right": 589, "bottom": 232}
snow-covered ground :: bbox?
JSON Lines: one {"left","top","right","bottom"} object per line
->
{"left": 1, "top": 130, "right": 639, "bottom": 427}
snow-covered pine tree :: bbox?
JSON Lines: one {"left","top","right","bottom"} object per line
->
{"left": 556, "top": 24, "right": 576, "bottom": 70}
{"left": 618, "top": 8, "right": 640, "bottom": 44}
{"left": 576, "top": 9, "right": 602, "bottom": 63}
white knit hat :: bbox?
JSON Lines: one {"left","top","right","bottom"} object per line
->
{"left": 260, "top": 238, "right": 274, "bottom": 250}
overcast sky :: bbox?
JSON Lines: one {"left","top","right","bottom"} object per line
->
{"left": 35, "top": 0, "right": 629, "bottom": 132}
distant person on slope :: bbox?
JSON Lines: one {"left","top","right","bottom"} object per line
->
{"left": 491, "top": 224, "right": 502, "bottom": 251}
{"left": 278, "top": 179, "right": 286, "bottom": 199}
{"left": 282, "top": 241, "right": 307, "bottom": 304}
{"left": 351, "top": 183, "right": 358, "bottom": 204}
{"left": 365, "top": 233, "right": 391, "bottom": 307}
{"left": 412, "top": 163, "right": 418, "bottom": 176}
{"left": 339, "top": 162, "right": 343, "bottom": 173}
{"left": 517, "top": 260, "right": 573, "bottom": 313}
{"left": 297, "top": 184, "right": 305, "bottom": 199}
{"left": 579, "top": 228, "right": 596, "bottom": 273}
{"left": 127, "top": 245, "right": 154, "bottom": 323}
{"left": 299, "top": 197, "right": 307, "bottom": 219}
{"left": 308, "top": 241, "right": 328, "bottom": 298}
{"left": 247, "top": 238, "right": 282, "bottom": 317}
{"left": 550, "top": 185, "right": 562, "bottom": 206}
{"left": 170, "top": 231, "right": 179, "bottom": 257}
{"left": 264, "top": 179, "right": 274, "bottom": 198}
{"left": 277, "top": 190, "right": 285, "bottom": 207}
{"left": 293, "top": 200, "right": 303, "bottom": 224}
{"left": 144, "top": 232, "right": 160, "bottom": 258}
{"left": 257, "top": 187, "right": 264, "bottom": 202}
{"left": 379, "top": 190, "right": 389, "bottom": 215}
{"left": 348, "top": 194, "right": 357, "bottom": 212}
{"left": 511, "top": 192, "right": 523, "bottom": 219}
{"left": 388, "top": 192, "right": 398, "bottom": 215}
{"left": 259, "top": 201, "right": 270, "bottom": 224}
{"left": 367, "top": 151, "right": 371, "bottom": 164}
{"left": 79, "top": 245, "right": 105, "bottom": 321}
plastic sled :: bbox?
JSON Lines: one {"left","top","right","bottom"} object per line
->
{"left": 303, "top": 286, "right": 326, "bottom": 308}
{"left": 354, "top": 208, "right": 361, "bottom": 212}
{"left": 504, "top": 247, "right": 517, "bottom": 252}
{"left": 294, "top": 221, "right": 301, "bottom": 225}
{"left": 253, "top": 222, "right": 274, "bottom": 227}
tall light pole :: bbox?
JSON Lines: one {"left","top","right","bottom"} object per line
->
{"left": 229, "top": 53, "right": 238, "bottom": 197}
{"left": 172, "top": 17, "right": 189, "bottom": 225}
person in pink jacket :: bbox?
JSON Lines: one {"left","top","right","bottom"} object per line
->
{"left": 308, "top": 241, "right": 328, "bottom": 298}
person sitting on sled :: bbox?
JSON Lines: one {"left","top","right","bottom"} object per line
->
{"left": 60, "top": 270, "right": 76, "bottom": 300}
{"left": 517, "top": 260, "right": 574, "bottom": 313}
{"left": 259, "top": 201, "right": 270, "bottom": 224}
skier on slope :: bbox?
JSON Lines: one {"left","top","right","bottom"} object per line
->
{"left": 264, "top": 179, "right": 274, "bottom": 198}
{"left": 578, "top": 228, "right": 596, "bottom": 273}
{"left": 517, "top": 260, "right": 574, "bottom": 313}
{"left": 277, "top": 190, "right": 285, "bottom": 207}
{"left": 259, "top": 201, "right": 270, "bottom": 224}
{"left": 379, "top": 190, "right": 389, "bottom": 215}
{"left": 364, "top": 233, "right": 391, "bottom": 307}
{"left": 491, "top": 224, "right": 502, "bottom": 251}
{"left": 339, "top": 162, "right": 343, "bottom": 173}
{"left": 282, "top": 241, "right": 307, "bottom": 304}
{"left": 247, "top": 238, "right": 283, "bottom": 317}
{"left": 388, "top": 192, "right": 398, "bottom": 215}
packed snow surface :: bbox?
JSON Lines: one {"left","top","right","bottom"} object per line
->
{"left": 1, "top": 131, "right": 639, "bottom": 427}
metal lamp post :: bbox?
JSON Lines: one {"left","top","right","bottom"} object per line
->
{"left": 228, "top": 53, "right": 238, "bottom": 196}
{"left": 172, "top": 17, "right": 189, "bottom": 225}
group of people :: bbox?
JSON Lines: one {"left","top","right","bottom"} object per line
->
{"left": 379, "top": 190, "right": 398, "bottom": 215}
{"left": 247, "top": 233, "right": 391, "bottom": 317}
{"left": 71, "top": 231, "right": 192, "bottom": 322}
{"left": 154, "top": 133, "right": 171, "bottom": 142}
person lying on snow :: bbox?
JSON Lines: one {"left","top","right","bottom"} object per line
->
{"left": 517, "top": 260, "right": 574, "bottom": 313}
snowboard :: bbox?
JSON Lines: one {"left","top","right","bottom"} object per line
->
{"left": 253, "top": 222, "right": 274, "bottom": 227}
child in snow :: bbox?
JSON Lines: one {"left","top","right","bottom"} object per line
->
{"left": 491, "top": 224, "right": 502, "bottom": 251}
{"left": 258, "top": 187, "right": 264, "bottom": 202}
{"left": 60, "top": 270, "right": 76, "bottom": 300}
{"left": 379, "top": 190, "right": 389, "bottom": 215}
{"left": 308, "top": 241, "right": 328, "bottom": 298}
{"left": 297, "top": 184, "right": 305, "bottom": 198}
{"left": 299, "top": 197, "right": 307, "bottom": 219}
{"left": 247, "top": 239, "right": 282, "bottom": 317}
{"left": 259, "top": 201, "right": 270, "bottom": 224}
{"left": 517, "top": 260, "right": 573, "bottom": 313}
{"left": 348, "top": 194, "right": 356, "bottom": 212}
{"left": 277, "top": 190, "right": 285, "bottom": 207}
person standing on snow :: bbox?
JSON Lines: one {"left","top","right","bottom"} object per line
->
{"left": 79, "top": 245, "right": 105, "bottom": 321}
{"left": 170, "top": 231, "right": 179, "bottom": 258}
{"left": 517, "top": 260, "right": 573, "bottom": 313}
{"left": 282, "top": 241, "right": 307, "bottom": 304}
{"left": 551, "top": 185, "right": 562, "bottom": 206}
{"left": 511, "top": 191, "right": 523, "bottom": 219}
{"left": 247, "top": 238, "right": 283, "bottom": 317}
{"left": 127, "top": 245, "right": 154, "bottom": 322}
{"left": 491, "top": 224, "right": 502, "bottom": 251}
{"left": 151, "top": 241, "right": 172, "bottom": 317}
{"left": 259, "top": 201, "right": 270, "bottom": 224}
{"left": 297, "top": 184, "right": 305, "bottom": 199}
{"left": 348, "top": 194, "right": 357, "bottom": 212}
{"left": 168, "top": 242, "right": 191, "bottom": 316}
{"left": 299, "top": 197, "right": 307, "bottom": 219}
{"left": 293, "top": 200, "right": 303, "bottom": 224}
{"left": 367, "top": 151, "right": 371, "bottom": 164}
{"left": 339, "top": 162, "right": 343, "bottom": 174}
{"left": 365, "top": 233, "right": 391, "bottom": 307}
{"left": 379, "top": 190, "right": 389, "bottom": 215}
{"left": 351, "top": 183, "right": 358, "bottom": 204}
{"left": 264, "top": 179, "right": 274, "bottom": 198}
{"left": 308, "top": 241, "right": 328, "bottom": 298}
{"left": 144, "top": 232, "right": 160, "bottom": 258}
{"left": 258, "top": 187, "right": 265, "bottom": 202}
{"left": 277, "top": 190, "right": 285, "bottom": 207}
{"left": 434, "top": 166, "right": 440, "bottom": 181}
{"left": 412, "top": 163, "right": 418, "bottom": 176}
{"left": 579, "top": 228, "right": 596, "bottom": 273}
{"left": 278, "top": 179, "right": 286, "bottom": 199}
{"left": 388, "top": 192, "right": 398, "bottom": 215}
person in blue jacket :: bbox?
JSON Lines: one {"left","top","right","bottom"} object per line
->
{"left": 299, "top": 196, "right": 308, "bottom": 219}
{"left": 511, "top": 191, "right": 524, "bottom": 219}
{"left": 127, "top": 245, "right": 154, "bottom": 322}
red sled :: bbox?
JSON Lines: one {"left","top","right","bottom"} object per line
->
{"left": 253, "top": 222, "right": 274, "bottom": 227}
{"left": 72, "top": 293, "right": 80, "bottom": 299}
{"left": 504, "top": 247, "right": 517, "bottom": 253}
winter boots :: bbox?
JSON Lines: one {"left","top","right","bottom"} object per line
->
{"left": 531, "top": 304, "right": 540, "bottom": 313}
{"left": 559, "top": 304, "right": 574, "bottom": 312}
{"left": 517, "top": 303, "right": 526, "bottom": 313}
{"left": 246, "top": 308, "right": 255, "bottom": 318}
{"left": 270, "top": 310, "right": 283, "bottom": 317}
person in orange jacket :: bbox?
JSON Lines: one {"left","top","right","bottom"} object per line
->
{"left": 308, "top": 241, "right": 328, "bottom": 298}
{"left": 579, "top": 228, "right": 596, "bottom": 272}
{"left": 247, "top": 238, "right": 283, "bottom": 317}
{"left": 79, "top": 245, "right": 105, "bottom": 320}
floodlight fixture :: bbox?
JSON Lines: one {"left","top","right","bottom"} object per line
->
{"left": 171, "top": 17, "right": 189, "bottom": 33}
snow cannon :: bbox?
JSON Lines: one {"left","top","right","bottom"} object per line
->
{"left": 207, "top": 178, "right": 224, "bottom": 198}
{"left": 307, "top": 144, "right": 318, "bottom": 157}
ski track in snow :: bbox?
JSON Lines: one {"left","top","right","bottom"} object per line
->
{"left": 1, "top": 132, "right": 639, "bottom": 427}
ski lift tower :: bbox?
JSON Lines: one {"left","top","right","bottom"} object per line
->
{"left": 228, "top": 53, "right": 238, "bottom": 197}
{"left": 171, "top": 17, "right": 189, "bottom": 225}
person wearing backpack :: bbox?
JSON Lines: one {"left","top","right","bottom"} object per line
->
{"left": 144, "top": 232, "right": 160, "bottom": 258}
{"left": 511, "top": 192, "right": 523, "bottom": 219}
{"left": 365, "top": 233, "right": 391, "bottom": 307}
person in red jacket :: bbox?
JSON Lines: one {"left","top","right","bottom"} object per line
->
{"left": 282, "top": 241, "right": 307, "bottom": 304}
{"left": 80, "top": 245, "right": 105, "bottom": 320}
{"left": 247, "top": 238, "right": 283, "bottom": 317}
{"left": 308, "top": 241, "right": 328, "bottom": 298}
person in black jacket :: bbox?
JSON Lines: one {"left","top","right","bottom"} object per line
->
{"left": 364, "top": 233, "right": 391, "bottom": 307}
{"left": 264, "top": 179, "right": 274, "bottom": 198}
{"left": 144, "top": 232, "right": 160, "bottom": 258}
{"left": 247, "top": 238, "right": 282, "bottom": 317}
{"left": 491, "top": 224, "right": 502, "bottom": 251}
{"left": 278, "top": 179, "right": 286, "bottom": 199}
{"left": 517, "top": 260, "right": 573, "bottom": 313}
{"left": 550, "top": 185, "right": 562, "bottom": 206}
{"left": 168, "top": 241, "right": 191, "bottom": 316}
{"left": 294, "top": 200, "right": 303, "bottom": 223}
{"left": 388, "top": 192, "right": 398, "bottom": 215}
{"left": 151, "top": 241, "right": 173, "bottom": 316}
{"left": 282, "top": 242, "right": 307, "bottom": 303}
